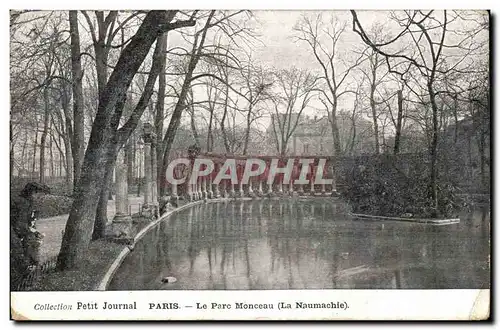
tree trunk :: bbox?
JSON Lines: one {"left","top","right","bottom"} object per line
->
{"left": 243, "top": 105, "right": 253, "bottom": 155}
{"left": 69, "top": 10, "right": 85, "bottom": 191}
{"left": 393, "top": 90, "right": 403, "bottom": 155}
{"left": 60, "top": 81, "right": 74, "bottom": 190}
{"left": 49, "top": 124, "right": 55, "bottom": 178}
{"left": 220, "top": 87, "right": 231, "bottom": 153}
{"left": 39, "top": 88, "right": 50, "bottom": 183}
{"left": 57, "top": 11, "right": 168, "bottom": 270}
{"left": 155, "top": 33, "right": 168, "bottom": 197}
{"left": 20, "top": 131, "right": 28, "bottom": 177}
{"left": 190, "top": 107, "right": 201, "bottom": 147}
{"left": 453, "top": 93, "right": 459, "bottom": 144}
{"left": 428, "top": 83, "right": 439, "bottom": 215}
{"left": 10, "top": 122, "right": 14, "bottom": 179}
{"left": 32, "top": 119, "right": 38, "bottom": 180}
{"left": 92, "top": 143, "right": 118, "bottom": 240}
{"left": 330, "top": 113, "right": 342, "bottom": 157}
{"left": 349, "top": 109, "right": 357, "bottom": 155}
{"left": 207, "top": 107, "right": 214, "bottom": 152}
{"left": 370, "top": 83, "right": 380, "bottom": 154}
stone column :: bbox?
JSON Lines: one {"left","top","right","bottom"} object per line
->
{"left": 143, "top": 142, "right": 152, "bottom": 205}
{"left": 248, "top": 178, "right": 254, "bottom": 197}
{"left": 142, "top": 123, "right": 157, "bottom": 219}
{"left": 151, "top": 141, "right": 158, "bottom": 205}
{"left": 207, "top": 175, "right": 213, "bottom": 199}
{"left": 170, "top": 164, "right": 179, "bottom": 204}
{"left": 111, "top": 149, "right": 132, "bottom": 238}
{"left": 213, "top": 171, "right": 220, "bottom": 198}
{"left": 310, "top": 164, "right": 315, "bottom": 196}
{"left": 171, "top": 180, "right": 178, "bottom": 202}
{"left": 238, "top": 181, "right": 244, "bottom": 198}
{"left": 201, "top": 176, "right": 207, "bottom": 199}
{"left": 330, "top": 161, "right": 340, "bottom": 197}
{"left": 229, "top": 180, "right": 236, "bottom": 197}
{"left": 186, "top": 177, "right": 193, "bottom": 201}
{"left": 197, "top": 177, "right": 203, "bottom": 199}
{"left": 221, "top": 180, "right": 227, "bottom": 198}
{"left": 257, "top": 180, "right": 263, "bottom": 196}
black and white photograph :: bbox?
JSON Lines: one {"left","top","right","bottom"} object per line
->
{"left": 8, "top": 7, "right": 491, "bottom": 321}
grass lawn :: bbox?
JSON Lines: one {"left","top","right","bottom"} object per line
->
{"left": 30, "top": 239, "right": 125, "bottom": 291}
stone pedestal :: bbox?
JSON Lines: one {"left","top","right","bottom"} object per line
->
{"left": 110, "top": 214, "right": 133, "bottom": 239}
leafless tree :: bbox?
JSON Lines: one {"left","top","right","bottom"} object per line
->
{"left": 294, "top": 13, "right": 367, "bottom": 156}
{"left": 351, "top": 10, "right": 488, "bottom": 214}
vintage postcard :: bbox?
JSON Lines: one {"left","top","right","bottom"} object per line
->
{"left": 9, "top": 8, "right": 490, "bottom": 321}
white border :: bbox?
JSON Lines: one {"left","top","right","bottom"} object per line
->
{"left": 3, "top": 1, "right": 497, "bottom": 327}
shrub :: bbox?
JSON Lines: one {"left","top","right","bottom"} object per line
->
{"left": 343, "top": 154, "right": 465, "bottom": 218}
{"left": 32, "top": 194, "right": 74, "bottom": 218}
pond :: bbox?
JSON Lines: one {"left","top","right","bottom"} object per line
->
{"left": 108, "top": 199, "right": 490, "bottom": 290}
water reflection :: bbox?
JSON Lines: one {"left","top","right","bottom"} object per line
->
{"left": 109, "top": 200, "right": 490, "bottom": 290}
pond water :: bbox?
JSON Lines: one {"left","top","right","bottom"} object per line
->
{"left": 108, "top": 199, "right": 490, "bottom": 290}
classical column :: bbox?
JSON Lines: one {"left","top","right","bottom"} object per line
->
{"left": 170, "top": 165, "right": 179, "bottom": 204}
{"left": 257, "top": 180, "right": 263, "bottom": 196}
{"left": 289, "top": 181, "right": 294, "bottom": 196}
{"left": 212, "top": 163, "right": 220, "bottom": 198}
{"left": 186, "top": 177, "right": 193, "bottom": 201}
{"left": 207, "top": 175, "right": 213, "bottom": 199}
{"left": 111, "top": 149, "right": 132, "bottom": 238}
{"left": 201, "top": 176, "right": 207, "bottom": 199}
{"left": 248, "top": 178, "right": 254, "bottom": 197}
{"left": 221, "top": 180, "right": 228, "bottom": 198}
{"left": 238, "top": 181, "right": 244, "bottom": 198}
{"left": 142, "top": 123, "right": 157, "bottom": 219}
{"left": 330, "top": 161, "right": 340, "bottom": 197}
{"left": 230, "top": 180, "right": 236, "bottom": 197}
{"left": 213, "top": 171, "right": 220, "bottom": 198}
{"left": 143, "top": 141, "right": 152, "bottom": 205}
{"left": 151, "top": 141, "right": 158, "bottom": 204}
{"left": 310, "top": 164, "right": 315, "bottom": 196}
{"left": 197, "top": 177, "right": 203, "bottom": 199}
{"left": 277, "top": 172, "right": 283, "bottom": 195}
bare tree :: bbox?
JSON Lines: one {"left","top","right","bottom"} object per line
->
{"left": 351, "top": 10, "right": 487, "bottom": 214}
{"left": 294, "top": 13, "right": 366, "bottom": 156}
{"left": 269, "top": 67, "right": 316, "bottom": 156}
